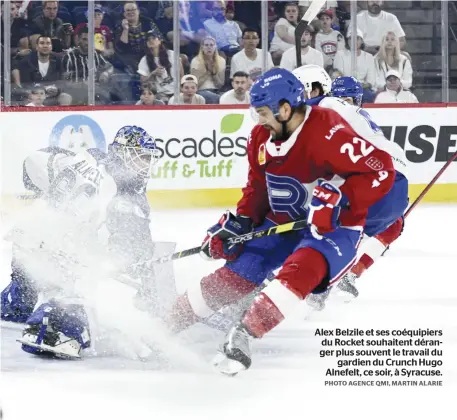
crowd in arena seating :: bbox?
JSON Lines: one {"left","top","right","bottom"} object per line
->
{"left": 1, "top": 0, "right": 420, "bottom": 107}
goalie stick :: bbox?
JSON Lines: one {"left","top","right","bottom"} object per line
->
{"left": 295, "top": 0, "right": 326, "bottom": 67}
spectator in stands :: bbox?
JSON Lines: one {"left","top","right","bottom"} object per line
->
{"left": 115, "top": 1, "right": 164, "bottom": 72}
{"left": 374, "top": 70, "right": 418, "bottom": 103}
{"left": 29, "top": 1, "right": 73, "bottom": 53}
{"left": 374, "top": 31, "right": 412, "bottom": 90}
{"left": 333, "top": 29, "right": 376, "bottom": 102}
{"left": 12, "top": 35, "right": 70, "bottom": 105}
{"left": 135, "top": 82, "right": 165, "bottom": 105}
{"left": 315, "top": 9, "right": 344, "bottom": 68}
{"left": 230, "top": 28, "right": 274, "bottom": 83}
{"left": 298, "top": 1, "right": 338, "bottom": 32}
{"left": 169, "top": 75, "right": 206, "bottom": 105}
{"left": 280, "top": 26, "right": 324, "bottom": 71}
{"left": 25, "top": 83, "right": 45, "bottom": 107}
{"left": 328, "top": 68, "right": 343, "bottom": 81}
{"left": 1, "top": 1, "right": 30, "bottom": 58}
{"left": 203, "top": 0, "right": 242, "bottom": 57}
{"left": 137, "top": 29, "right": 183, "bottom": 104}
{"left": 354, "top": 0, "right": 406, "bottom": 55}
{"left": 74, "top": 5, "right": 114, "bottom": 58}
{"left": 269, "top": 2, "right": 299, "bottom": 65}
{"left": 190, "top": 35, "right": 226, "bottom": 104}
{"left": 62, "top": 27, "right": 113, "bottom": 105}
{"left": 156, "top": 0, "right": 206, "bottom": 63}
{"left": 220, "top": 71, "right": 250, "bottom": 104}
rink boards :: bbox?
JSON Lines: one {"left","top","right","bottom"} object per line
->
{"left": 1, "top": 104, "right": 456, "bottom": 209}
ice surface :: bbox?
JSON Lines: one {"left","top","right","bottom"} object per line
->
{"left": 1, "top": 205, "right": 456, "bottom": 420}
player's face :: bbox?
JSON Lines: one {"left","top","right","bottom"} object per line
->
{"left": 344, "top": 97, "right": 354, "bottom": 105}
{"left": 255, "top": 106, "right": 288, "bottom": 140}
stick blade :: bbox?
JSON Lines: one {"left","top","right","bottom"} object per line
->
{"left": 294, "top": 0, "right": 327, "bottom": 68}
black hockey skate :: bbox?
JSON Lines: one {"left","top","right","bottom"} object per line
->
{"left": 212, "top": 323, "right": 253, "bottom": 376}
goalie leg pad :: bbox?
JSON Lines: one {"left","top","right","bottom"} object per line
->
{"left": 20, "top": 300, "right": 91, "bottom": 358}
{"left": 1, "top": 266, "right": 38, "bottom": 323}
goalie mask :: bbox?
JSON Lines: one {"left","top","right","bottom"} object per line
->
{"left": 110, "top": 125, "right": 160, "bottom": 178}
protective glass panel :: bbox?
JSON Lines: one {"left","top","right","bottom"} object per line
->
{"left": 323, "top": 0, "right": 449, "bottom": 104}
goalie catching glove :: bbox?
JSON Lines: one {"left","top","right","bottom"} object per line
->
{"left": 201, "top": 211, "right": 253, "bottom": 261}
{"left": 308, "top": 180, "right": 343, "bottom": 239}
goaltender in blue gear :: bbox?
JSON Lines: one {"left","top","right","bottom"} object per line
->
{"left": 1, "top": 125, "right": 165, "bottom": 359}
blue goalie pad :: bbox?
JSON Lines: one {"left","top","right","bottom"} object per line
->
{"left": 1, "top": 269, "right": 38, "bottom": 323}
{"left": 20, "top": 301, "right": 91, "bottom": 358}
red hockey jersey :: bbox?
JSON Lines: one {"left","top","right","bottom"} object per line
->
{"left": 237, "top": 106, "right": 395, "bottom": 228}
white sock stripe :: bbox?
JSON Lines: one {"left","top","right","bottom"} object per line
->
{"left": 186, "top": 281, "right": 214, "bottom": 318}
{"left": 262, "top": 279, "right": 302, "bottom": 319}
{"left": 362, "top": 236, "right": 387, "bottom": 261}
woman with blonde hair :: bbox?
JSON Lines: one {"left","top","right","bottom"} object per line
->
{"left": 374, "top": 31, "right": 412, "bottom": 91}
{"left": 190, "top": 35, "right": 226, "bottom": 103}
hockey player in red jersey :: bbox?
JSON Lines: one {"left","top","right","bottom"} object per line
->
{"left": 167, "top": 68, "right": 395, "bottom": 375}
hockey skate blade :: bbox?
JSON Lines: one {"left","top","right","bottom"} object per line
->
{"left": 212, "top": 351, "right": 247, "bottom": 377}
{"left": 17, "top": 337, "right": 81, "bottom": 359}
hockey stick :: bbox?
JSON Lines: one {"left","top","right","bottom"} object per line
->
{"left": 137, "top": 219, "right": 308, "bottom": 269}
{"left": 405, "top": 149, "right": 457, "bottom": 218}
{"left": 295, "top": 0, "right": 326, "bottom": 67}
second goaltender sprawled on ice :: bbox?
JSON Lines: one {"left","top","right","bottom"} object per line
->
{"left": 166, "top": 68, "right": 396, "bottom": 376}
{"left": 1, "top": 125, "right": 173, "bottom": 358}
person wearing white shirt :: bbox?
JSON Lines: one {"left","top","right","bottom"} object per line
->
{"left": 280, "top": 27, "right": 324, "bottom": 71}
{"left": 230, "top": 28, "right": 274, "bottom": 83}
{"left": 374, "top": 70, "right": 418, "bottom": 104}
{"left": 333, "top": 28, "right": 377, "bottom": 102}
{"left": 220, "top": 71, "right": 250, "bottom": 104}
{"left": 352, "top": 0, "right": 406, "bottom": 55}
{"left": 203, "top": 1, "right": 242, "bottom": 56}
{"left": 314, "top": 9, "right": 344, "bottom": 67}
{"left": 168, "top": 74, "right": 206, "bottom": 105}
{"left": 374, "top": 31, "right": 412, "bottom": 90}
{"left": 270, "top": 2, "right": 300, "bottom": 65}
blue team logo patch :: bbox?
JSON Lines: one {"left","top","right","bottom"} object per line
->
{"left": 266, "top": 173, "right": 309, "bottom": 219}
{"left": 49, "top": 115, "right": 106, "bottom": 153}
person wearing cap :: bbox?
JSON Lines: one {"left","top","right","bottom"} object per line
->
{"left": 333, "top": 28, "right": 376, "bottom": 102}
{"left": 279, "top": 26, "right": 324, "bottom": 72}
{"left": 352, "top": 1, "right": 406, "bottom": 55}
{"left": 374, "top": 69, "right": 418, "bottom": 104}
{"left": 168, "top": 75, "right": 206, "bottom": 105}
{"left": 25, "top": 84, "right": 46, "bottom": 107}
{"left": 269, "top": 2, "right": 300, "bottom": 65}
{"left": 137, "top": 30, "right": 184, "bottom": 103}
{"left": 314, "top": 9, "right": 344, "bottom": 68}
{"left": 74, "top": 5, "right": 114, "bottom": 58}
{"left": 220, "top": 71, "right": 250, "bottom": 105}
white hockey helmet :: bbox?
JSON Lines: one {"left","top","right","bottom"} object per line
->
{"left": 292, "top": 65, "right": 332, "bottom": 98}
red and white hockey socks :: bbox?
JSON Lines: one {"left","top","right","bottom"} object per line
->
{"left": 242, "top": 248, "right": 327, "bottom": 338}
